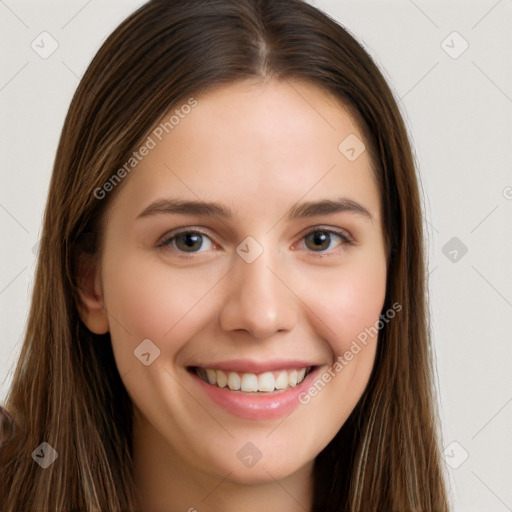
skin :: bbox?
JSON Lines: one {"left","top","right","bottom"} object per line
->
{"left": 78, "top": 78, "right": 387, "bottom": 512}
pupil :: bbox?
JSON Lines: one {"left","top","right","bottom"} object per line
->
{"left": 178, "top": 233, "right": 202, "bottom": 252}
{"left": 307, "top": 231, "right": 329, "bottom": 251}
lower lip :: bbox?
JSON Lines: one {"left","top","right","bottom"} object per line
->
{"left": 189, "top": 367, "right": 321, "bottom": 420}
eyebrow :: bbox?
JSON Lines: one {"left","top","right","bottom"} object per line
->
{"left": 136, "top": 197, "right": 373, "bottom": 222}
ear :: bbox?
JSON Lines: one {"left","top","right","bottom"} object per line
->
{"left": 75, "top": 253, "right": 109, "bottom": 335}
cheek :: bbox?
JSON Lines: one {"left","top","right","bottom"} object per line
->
{"left": 303, "top": 251, "right": 387, "bottom": 356}
{"left": 101, "top": 252, "right": 221, "bottom": 369}
{"left": 259, "top": 253, "right": 387, "bottom": 472}
{"left": 288, "top": 255, "right": 386, "bottom": 447}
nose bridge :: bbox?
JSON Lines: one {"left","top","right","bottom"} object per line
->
{"left": 218, "top": 239, "right": 297, "bottom": 338}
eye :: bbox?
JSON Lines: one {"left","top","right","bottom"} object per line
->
{"left": 157, "top": 226, "right": 353, "bottom": 256}
{"left": 296, "top": 228, "right": 353, "bottom": 254}
{"left": 158, "top": 229, "right": 214, "bottom": 253}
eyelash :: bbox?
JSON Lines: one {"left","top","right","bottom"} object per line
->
{"left": 157, "top": 226, "right": 354, "bottom": 258}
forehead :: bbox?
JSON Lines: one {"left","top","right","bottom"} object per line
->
{"left": 169, "top": 78, "right": 363, "bottom": 168}
{"left": 106, "top": 78, "right": 379, "bottom": 224}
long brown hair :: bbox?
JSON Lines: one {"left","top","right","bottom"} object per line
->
{"left": 0, "top": 0, "right": 449, "bottom": 510}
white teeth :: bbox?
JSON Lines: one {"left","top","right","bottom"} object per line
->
{"left": 216, "top": 369, "right": 227, "bottom": 388}
{"left": 195, "top": 366, "right": 310, "bottom": 392}
{"left": 274, "top": 371, "right": 288, "bottom": 390}
{"left": 258, "top": 372, "right": 275, "bottom": 392}
{"left": 227, "top": 372, "right": 241, "bottom": 391}
{"left": 241, "top": 373, "right": 259, "bottom": 392}
{"left": 206, "top": 369, "right": 216, "bottom": 385}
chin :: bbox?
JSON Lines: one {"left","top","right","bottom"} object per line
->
{"left": 196, "top": 445, "right": 314, "bottom": 486}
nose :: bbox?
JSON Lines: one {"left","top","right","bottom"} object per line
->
{"left": 217, "top": 246, "right": 298, "bottom": 339}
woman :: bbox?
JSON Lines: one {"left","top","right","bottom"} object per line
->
{"left": 0, "top": 0, "right": 450, "bottom": 510}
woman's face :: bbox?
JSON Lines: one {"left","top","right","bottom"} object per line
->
{"left": 81, "top": 78, "right": 387, "bottom": 485}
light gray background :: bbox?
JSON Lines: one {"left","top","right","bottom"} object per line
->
{"left": 1, "top": 1, "right": 511, "bottom": 511}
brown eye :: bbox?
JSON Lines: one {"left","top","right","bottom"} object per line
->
{"left": 302, "top": 229, "right": 352, "bottom": 253}
{"left": 160, "top": 230, "right": 214, "bottom": 253}
{"left": 175, "top": 232, "right": 204, "bottom": 252}
{"left": 305, "top": 231, "right": 331, "bottom": 251}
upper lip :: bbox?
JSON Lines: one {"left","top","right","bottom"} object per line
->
{"left": 189, "top": 359, "right": 320, "bottom": 374}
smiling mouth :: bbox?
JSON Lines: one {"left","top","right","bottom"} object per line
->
{"left": 188, "top": 366, "right": 315, "bottom": 393}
